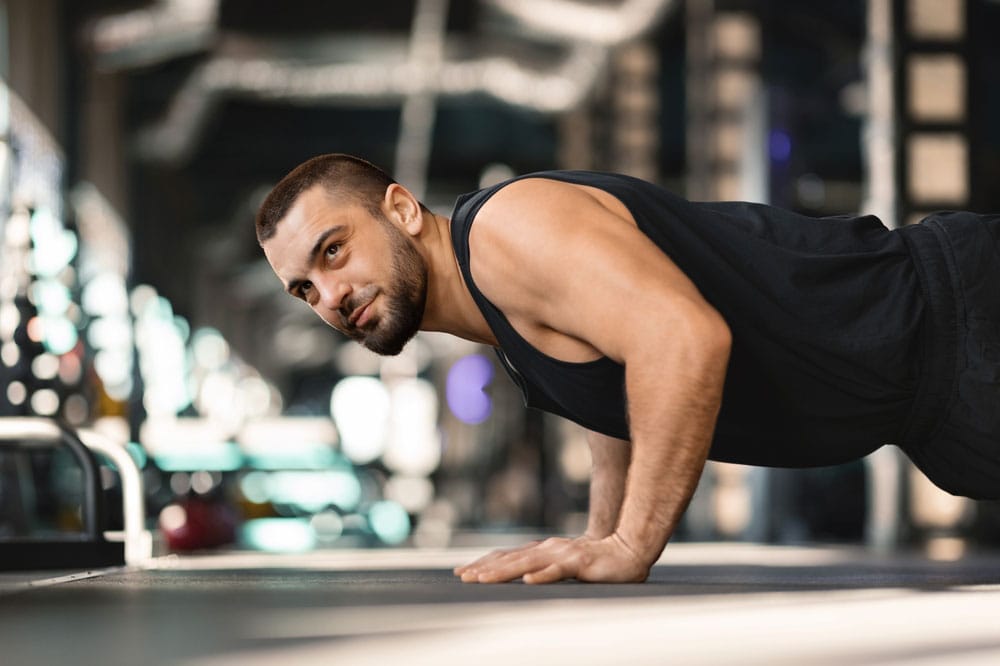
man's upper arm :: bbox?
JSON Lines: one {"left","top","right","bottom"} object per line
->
{"left": 468, "top": 178, "right": 728, "bottom": 364}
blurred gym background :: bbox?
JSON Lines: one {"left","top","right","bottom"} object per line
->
{"left": 2, "top": 0, "right": 1000, "bottom": 564}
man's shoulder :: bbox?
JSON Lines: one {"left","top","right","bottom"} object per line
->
{"left": 479, "top": 173, "right": 580, "bottom": 207}
{"left": 463, "top": 177, "right": 590, "bottom": 321}
{"left": 473, "top": 174, "right": 609, "bottom": 231}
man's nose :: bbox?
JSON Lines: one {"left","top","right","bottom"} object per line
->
{"left": 315, "top": 278, "right": 351, "bottom": 313}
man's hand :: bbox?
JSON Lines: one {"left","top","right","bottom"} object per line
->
{"left": 453, "top": 534, "right": 649, "bottom": 584}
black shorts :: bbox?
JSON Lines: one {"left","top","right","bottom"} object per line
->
{"left": 900, "top": 212, "right": 1000, "bottom": 499}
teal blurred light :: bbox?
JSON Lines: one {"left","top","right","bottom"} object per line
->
{"left": 41, "top": 315, "right": 79, "bottom": 355}
{"left": 241, "top": 518, "right": 316, "bottom": 553}
{"left": 32, "top": 278, "right": 72, "bottom": 315}
{"left": 126, "top": 442, "right": 148, "bottom": 469}
{"left": 153, "top": 441, "right": 243, "bottom": 471}
{"left": 244, "top": 470, "right": 362, "bottom": 513}
{"left": 368, "top": 500, "right": 410, "bottom": 545}
{"left": 29, "top": 207, "right": 78, "bottom": 277}
{"left": 98, "top": 443, "right": 149, "bottom": 473}
{"left": 244, "top": 440, "right": 341, "bottom": 470}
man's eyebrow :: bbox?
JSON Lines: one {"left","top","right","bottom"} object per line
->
{"left": 285, "top": 225, "right": 345, "bottom": 295}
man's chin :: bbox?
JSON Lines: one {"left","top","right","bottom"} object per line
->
{"left": 364, "top": 341, "right": 406, "bottom": 356}
{"left": 362, "top": 331, "right": 416, "bottom": 356}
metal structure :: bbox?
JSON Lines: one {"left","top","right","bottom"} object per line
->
{"left": 0, "top": 418, "right": 150, "bottom": 570}
{"left": 685, "top": 0, "right": 765, "bottom": 202}
{"left": 894, "top": 0, "right": 974, "bottom": 226}
{"left": 86, "top": 0, "right": 678, "bottom": 188}
{"left": 892, "top": 0, "right": 977, "bottom": 546}
{"left": 861, "top": 0, "right": 904, "bottom": 553}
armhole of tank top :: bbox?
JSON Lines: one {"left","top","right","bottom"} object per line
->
{"left": 455, "top": 172, "right": 631, "bottom": 370}
{"left": 453, "top": 171, "right": 580, "bottom": 302}
{"left": 452, "top": 182, "right": 530, "bottom": 359}
{"left": 452, "top": 173, "right": 640, "bottom": 379}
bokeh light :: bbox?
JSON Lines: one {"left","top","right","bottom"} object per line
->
{"left": 266, "top": 470, "right": 362, "bottom": 513}
{"left": 64, "top": 394, "right": 90, "bottom": 425}
{"left": 58, "top": 351, "right": 83, "bottom": 384}
{"left": 30, "top": 352, "right": 59, "bottom": 380}
{"left": 0, "top": 302, "right": 20, "bottom": 339}
{"left": 87, "top": 316, "right": 132, "bottom": 350}
{"left": 240, "top": 471, "right": 270, "bottom": 504}
{"left": 384, "top": 378, "right": 441, "bottom": 476}
{"left": 135, "top": 292, "right": 192, "bottom": 416}
{"left": 81, "top": 272, "right": 129, "bottom": 317}
{"left": 190, "top": 470, "right": 216, "bottom": 494}
{"left": 30, "top": 388, "right": 60, "bottom": 415}
{"left": 6, "top": 380, "right": 27, "bottom": 405}
{"left": 446, "top": 353, "right": 494, "bottom": 424}
{"left": 153, "top": 441, "right": 243, "bottom": 472}
{"left": 192, "top": 327, "right": 230, "bottom": 370}
{"left": 28, "top": 207, "right": 78, "bottom": 277}
{"left": 39, "top": 315, "right": 79, "bottom": 354}
{"left": 310, "top": 510, "right": 345, "bottom": 544}
{"left": 241, "top": 518, "right": 316, "bottom": 553}
{"left": 30, "top": 278, "right": 71, "bottom": 315}
{"left": 384, "top": 474, "right": 435, "bottom": 513}
{"left": 94, "top": 352, "right": 134, "bottom": 402}
{"left": 331, "top": 376, "right": 390, "bottom": 465}
{"left": 238, "top": 417, "right": 338, "bottom": 469}
{"left": 368, "top": 500, "right": 411, "bottom": 545}
{"left": 238, "top": 469, "right": 362, "bottom": 512}
{"left": 0, "top": 341, "right": 18, "bottom": 366}
{"left": 0, "top": 340, "right": 18, "bottom": 366}
{"left": 770, "top": 129, "right": 792, "bottom": 162}
{"left": 159, "top": 504, "right": 187, "bottom": 532}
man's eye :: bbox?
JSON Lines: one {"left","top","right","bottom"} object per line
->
{"left": 325, "top": 244, "right": 340, "bottom": 259}
{"left": 300, "top": 282, "right": 312, "bottom": 296}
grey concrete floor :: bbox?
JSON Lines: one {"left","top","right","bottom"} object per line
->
{"left": 2, "top": 543, "right": 1000, "bottom": 665}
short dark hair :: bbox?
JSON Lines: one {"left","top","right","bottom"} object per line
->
{"left": 255, "top": 153, "right": 396, "bottom": 244}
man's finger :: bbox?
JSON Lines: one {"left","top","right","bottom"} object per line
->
{"left": 454, "top": 546, "right": 523, "bottom": 575}
{"left": 471, "top": 554, "right": 538, "bottom": 583}
{"left": 523, "top": 562, "right": 571, "bottom": 585}
{"left": 459, "top": 552, "right": 532, "bottom": 581}
{"left": 454, "top": 541, "right": 544, "bottom": 576}
{"left": 455, "top": 538, "right": 584, "bottom": 583}
{"left": 468, "top": 547, "right": 562, "bottom": 583}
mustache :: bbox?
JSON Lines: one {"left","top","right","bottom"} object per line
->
{"left": 340, "top": 286, "right": 380, "bottom": 326}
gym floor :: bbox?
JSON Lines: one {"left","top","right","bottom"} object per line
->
{"left": 3, "top": 542, "right": 1000, "bottom": 665}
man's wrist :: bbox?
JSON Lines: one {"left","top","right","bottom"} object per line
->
{"left": 583, "top": 526, "right": 613, "bottom": 540}
{"left": 612, "top": 522, "right": 669, "bottom": 569}
{"left": 607, "top": 532, "right": 656, "bottom": 575}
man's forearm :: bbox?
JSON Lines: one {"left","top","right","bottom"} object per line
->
{"left": 584, "top": 431, "right": 631, "bottom": 538}
{"left": 614, "top": 323, "right": 730, "bottom": 569}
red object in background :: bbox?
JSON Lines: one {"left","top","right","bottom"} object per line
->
{"left": 159, "top": 496, "right": 237, "bottom": 551}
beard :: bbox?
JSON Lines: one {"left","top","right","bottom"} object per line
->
{"left": 343, "top": 214, "right": 427, "bottom": 356}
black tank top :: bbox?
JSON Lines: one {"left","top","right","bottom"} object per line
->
{"left": 450, "top": 171, "right": 927, "bottom": 468}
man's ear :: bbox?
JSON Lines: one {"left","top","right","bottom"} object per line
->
{"left": 384, "top": 183, "right": 424, "bottom": 236}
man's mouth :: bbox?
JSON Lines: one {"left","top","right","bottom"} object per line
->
{"left": 349, "top": 299, "right": 374, "bottom": 327}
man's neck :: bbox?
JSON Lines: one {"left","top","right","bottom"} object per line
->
{"left": 418, "top": 212, "right": 498, "bottom": 347}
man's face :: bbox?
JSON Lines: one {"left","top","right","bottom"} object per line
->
{"left": 262, "top": 186, "right": 427, "bottom": 356}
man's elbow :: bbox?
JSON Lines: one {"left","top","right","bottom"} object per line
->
{"left": 629, "top": 300, "right": 731, "bottom": 372}
{"left": 701, "top": 310, "right": 732, "bottom": 362}
{"left": 679, "top": 306, "right": 732, "bottom": 377}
